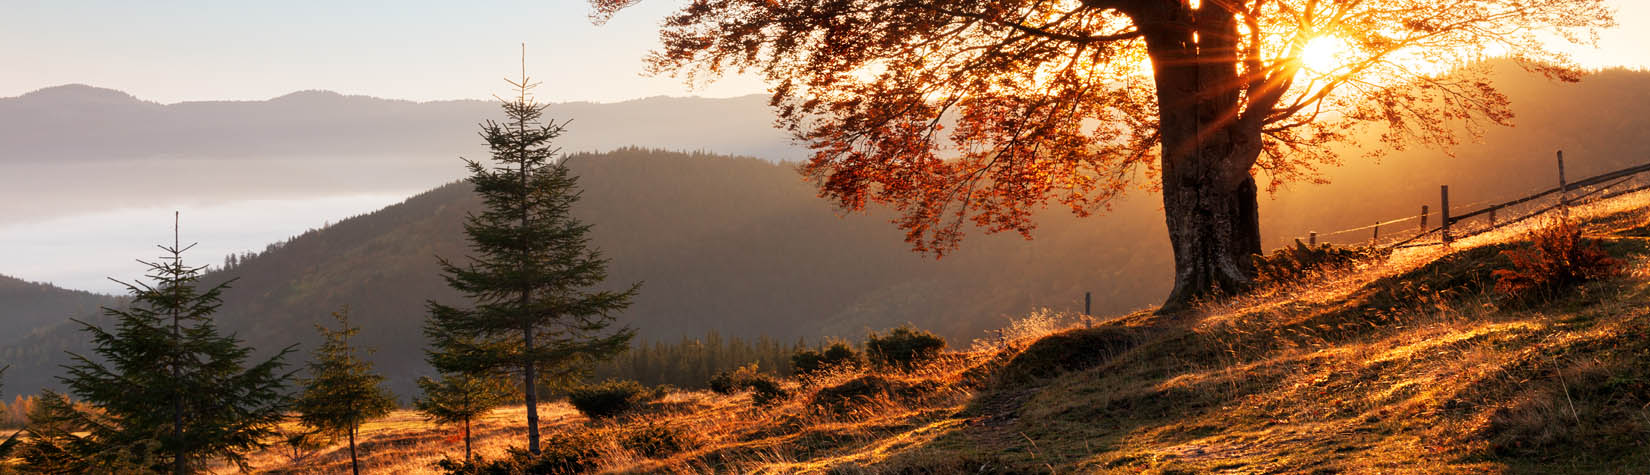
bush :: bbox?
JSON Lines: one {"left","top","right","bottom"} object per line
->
{"left": 791, "top": 342, "right": 861, "bottom": 377}
{"left": 1252, "top": 239, "right": 1386, "bottom": 285}
{"left": 746, "top": 375, "right": 790, "bottom": 406}
{"left": 811, "top": 375, "right": 937, "bottom": 411}
{"left": 866, "top": 326, "right": 946, "bottom": 369}
{"left": 621, "top": 423, "right": 694, "bottom": 458}
{"left": 708, "top": 364, "right": 789, "bottom": 405}
{"left": 1493, "top": 219, "right": 1623, "bottom": 300}
{"left": 567, "top": 380, "right": 659, "bottom": 419}
{"left": 435, "top": 435, "right": 599, "bottom": 474}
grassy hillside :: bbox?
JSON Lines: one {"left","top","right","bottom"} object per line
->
{"left": 235, "top": 192, "right": 1650, "bottom": 474}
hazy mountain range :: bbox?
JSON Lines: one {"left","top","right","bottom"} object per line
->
{"left": 0, "top": 85, "right": 799, "bottom": 223}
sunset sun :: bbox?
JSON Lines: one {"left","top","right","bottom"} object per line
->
{"left": 1299, "top": 35, "right": 1352, "bottom": 73}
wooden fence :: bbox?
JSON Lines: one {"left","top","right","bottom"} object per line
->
{"left": 1300, "top": 151, "right": 1650, "bottom": 250}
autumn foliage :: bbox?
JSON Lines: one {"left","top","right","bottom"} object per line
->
{"left": 1493, "top": 219, "right": 1623, "bottom": 299}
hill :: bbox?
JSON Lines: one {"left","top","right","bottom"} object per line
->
{"left": 0, "top": 148, "right": 1174, "bottom": 399}
{"left": 230, "top": 186, "right": 1650, "bottom": 474}
{"left": 0, "top": 276, "right": 122, "bottom": 349}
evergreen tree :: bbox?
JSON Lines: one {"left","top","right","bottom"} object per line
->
{"left": 19, "top": 216, "right": 292, "bottom": 473}
{"left": 426, "top": 59, "right": 639, "bottom": 455}
{"left": 292, "top": 307, "right": 396, "bottom": 475}
{"left": 414, "top": 373, "right": 509, "bottom": 461}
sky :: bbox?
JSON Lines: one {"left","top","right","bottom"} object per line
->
{"left": 3, "top": 1, "right": 1650, "bottom": 104}
{"left": 0, "top": 0, "right": 766, "bottom": 103}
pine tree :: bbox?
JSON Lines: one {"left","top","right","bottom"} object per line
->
{"left": 292, "top": 307, "right": 396, "bottom": 475}
{"left": 414, "top": 372, "right": 509, "bottom": 461}
{"left": 425, "top": 55, "right": 639, "bottom": 455}
{"left": 20, "top": 215, "right": 292, "bottom": 473}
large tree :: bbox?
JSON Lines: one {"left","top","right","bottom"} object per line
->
{"left": 20, "top": 217, "right": 292, "bottom": 473}
{"left": 594, "top": 0, "right": 1614, "bottom": 311}
{"left": 425, "top": 62, "right": 639, "bottom": 454}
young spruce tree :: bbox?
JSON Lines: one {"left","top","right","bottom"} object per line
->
{"left": 293, "top": 307, "right": 396, "bottom": 475}
{"left": 22, "top": 215, "right": 292, "bottom": 474}
{"left": 414, "top": 372, "right": 509, "bottom": 461}
{"left": 426, "top": 59, "right": 638, "bottom": 454}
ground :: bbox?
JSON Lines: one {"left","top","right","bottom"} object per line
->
{"left": 240, "top": 194, "right": 1650, "bottom": 474}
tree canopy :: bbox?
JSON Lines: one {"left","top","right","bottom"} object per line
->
{"left": 293, "top": 307, "right": 396, "bottom": 475}
{"left": 596, "top": 0, "right": 1614, "bottom": 308}
{"left": 425, "top": 61, "right": 639, "bottom": 454}
{"left": 19, "top": 219, "right": 291, "bottom": 473}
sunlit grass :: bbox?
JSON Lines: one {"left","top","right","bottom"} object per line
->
{"left": 235, "top": 191, "right": 1650, "bottom": 474}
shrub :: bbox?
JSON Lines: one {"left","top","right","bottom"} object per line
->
{"left": 1252, "top": 240, "right": 1386, "bottom": 285}
{"left": 866, "top": 326, "right": 946, "bottom": 369}
{"left": 621, "top": 423, "right": 694, "bottom": 458}
{"left": 1493, "top": 219, "right": 1623, "bottom": 300}
{"left": 746, "top": 375, "right": 790, "bottom": 406}
{"left": 708, "top": 364, "right": 761, "bottom": 395}
{"left": 791, "top": 342, "right": 861, "bottom": 377}
{"left": 435, "top": 435, "right": 599, "bottom": 474}
{"left": 567, "top": 380, "right": 659, "bottom": 419}
{"left": 709, "top": 364, "right": 789, "bottom": 405}
{"left": 811, "top": 375, "right": 937, "bottom": 411}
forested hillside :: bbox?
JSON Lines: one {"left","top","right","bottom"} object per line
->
{"left": 0, "top": 148, "right": 1171, "bottom": 399}
{"left": 0, "top": 276, "right": 121, "bottom": 350}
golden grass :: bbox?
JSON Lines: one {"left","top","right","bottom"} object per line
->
{"left": 232, "top": 192, "right": 1650, "bottom": 474}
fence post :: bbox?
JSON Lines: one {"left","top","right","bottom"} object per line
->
{"left": 1309, "top": 231, "right": 1317, "bottom": 247}
{"left": 1084, "top": 292, "right": 1092, "bottom": 328}
{"left": 1372, "top": 222, "right": 1380, "bottom": 244}
{"left": 1441, "top": 185, "right": 1453, "bottom": 244}
{"left": 1421, "top": 205, "right": 1429, "bottom": 233}
{"left": 1489, "top": 206, "right": 1497, "bottom": 227}
{"left": 1558, "top": 150, "right": 1570, "bottom": 218}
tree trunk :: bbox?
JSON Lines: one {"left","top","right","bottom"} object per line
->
{"left": 524, "top": 324, "right": 539, "bottom": 455}
{"left": 348, "top": 425, "right": 360, "bottom": 475}
{"left": 1135, "top": 1, "right": 1264, "bottom": 314}
{"left": 1159, "top": 170, "right": 1261, "bottom": 313}
{"left": 464, "top": 416, "right": 473, "bottom": 461}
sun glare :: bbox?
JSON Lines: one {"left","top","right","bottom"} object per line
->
{"left": 1300, "top": 36, "right": 1350, "bottom": 74}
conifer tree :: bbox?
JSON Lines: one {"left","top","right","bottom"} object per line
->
{"left": 426, "top": 55, "right": 639, "bottom": 455}
{"left": 20, "top": 215, "right": 292, "bottom": 473}
{"left": 293, "top": 307, "right": 396, "bottom": 475}
{"left": 414, "top": 373, "right": 509, "bottom": 461}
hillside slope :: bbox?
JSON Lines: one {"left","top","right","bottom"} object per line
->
{"left": 0, "top": 148, "right": 1173, "bottom": 399}
{"left": 0, "top": 276, "right": 121, "bottom": 349}
{"left": 239, "top": 192, "right": 1650, "bottom": 474}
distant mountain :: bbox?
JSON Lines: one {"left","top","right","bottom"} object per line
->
{"left": 0, "top": 86, "right": 798, "bottom": 223}
{"left": 0, "top": 148, "right": 1174, "bottom": 399}
{"left": 0, "top": 85, "right": 796, "bottom": 162}
{"left": 0, "top": 275, "right": 122, "bottom": 353}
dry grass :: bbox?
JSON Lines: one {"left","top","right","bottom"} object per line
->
{"left": 232, "top": 191, "right": 1650, "bottom": 474}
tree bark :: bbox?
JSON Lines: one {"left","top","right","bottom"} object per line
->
{"left": 524, "top": 324, "right": 539, "bottom": 455}
{"left": 348, "top": 425, "right": 360, "bottom": 475}
{"left": 464, "top": 416, "right": 473, "bottom": 461}
{"left": 1133, "top": 1, "right": 1264, "bottom": 313}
